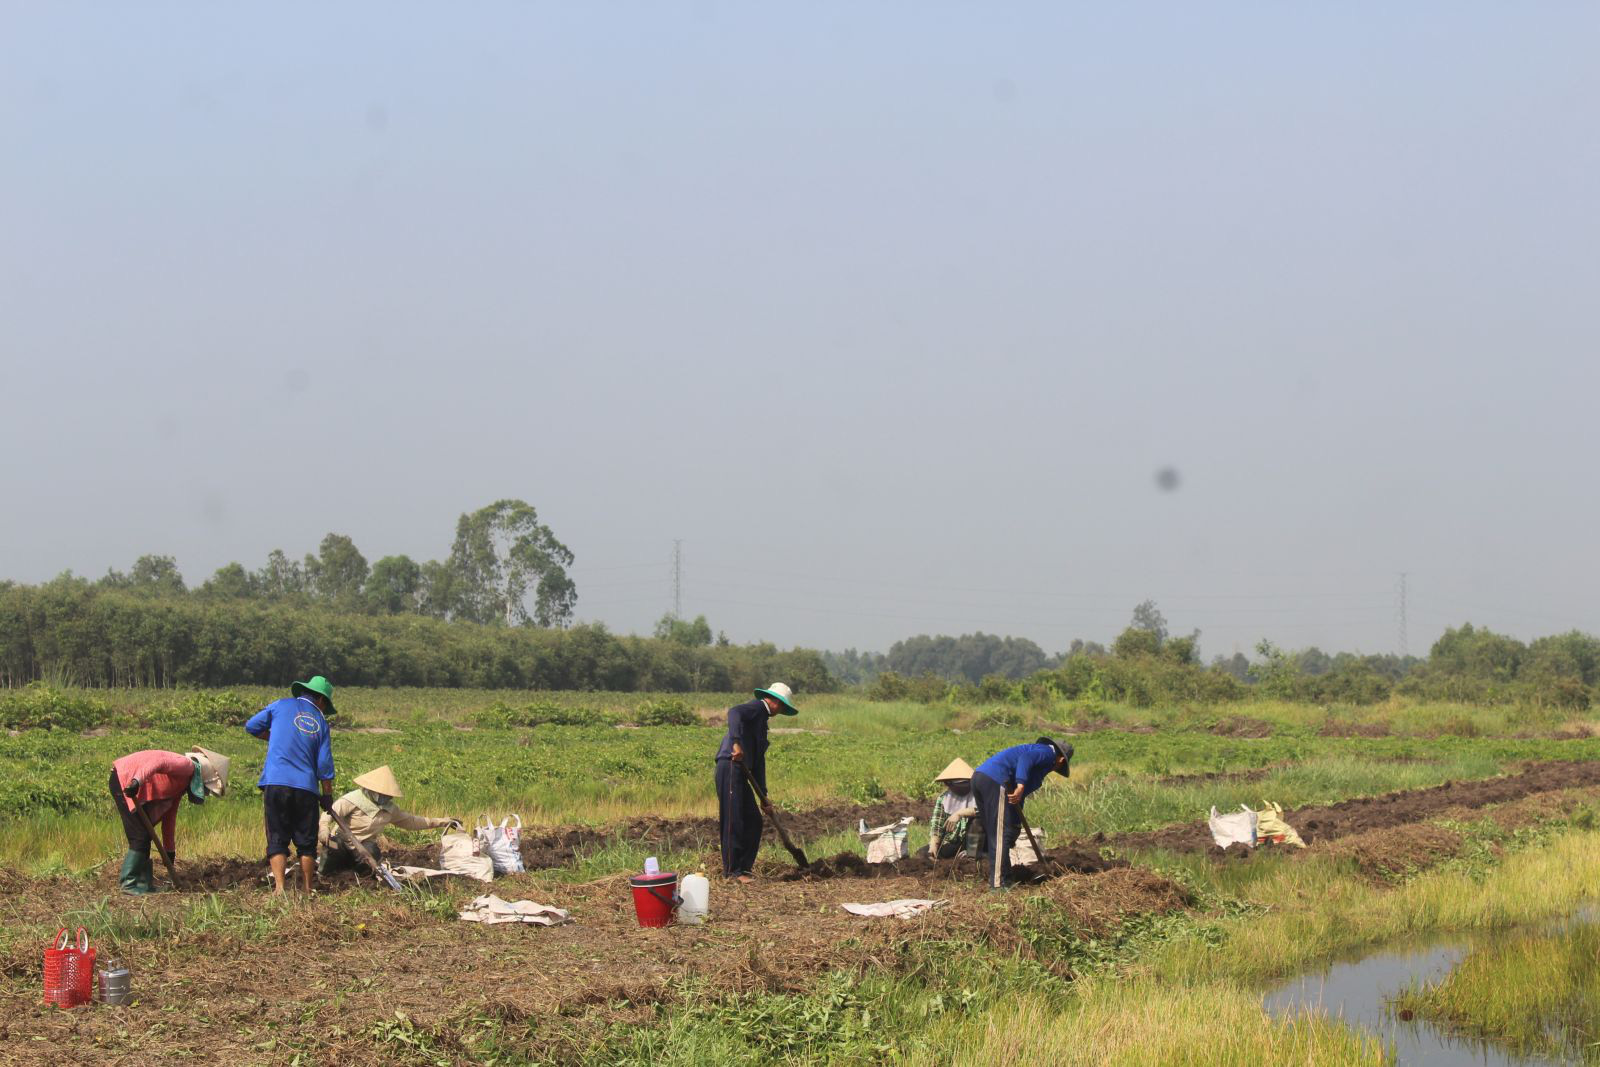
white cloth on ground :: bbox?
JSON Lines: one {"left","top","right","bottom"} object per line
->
{"left": 458, "top": 895, "right": 572, "bottom": 926}
{"left": 841, "top": 899, "right": 946, "bottom": 919}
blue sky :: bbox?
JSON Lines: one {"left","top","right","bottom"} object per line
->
{"left": 3, "top": 4, "right": 1597, "bottom": 656}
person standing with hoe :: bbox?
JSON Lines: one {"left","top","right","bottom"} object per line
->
{"left": 245, "top": 675, "right": 337, "bottom": 895}
{"left": 714, "top": 682, "right": 799, "bottom": 882}
{"left": 972, "top": 737, "right": 1072, "bottom": 889}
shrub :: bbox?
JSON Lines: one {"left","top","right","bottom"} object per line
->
{"left": 0, "top": 683, "right": 110, "bottom": 731}
{"left": 635, "top": 697, "right": 698, "bottom": 727}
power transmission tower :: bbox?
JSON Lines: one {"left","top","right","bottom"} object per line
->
{"left": 1396, "top": 572, "right": 1409, "bottom": 657}
{"left": 672, "top": 539, "right": 683, "bottom": 619}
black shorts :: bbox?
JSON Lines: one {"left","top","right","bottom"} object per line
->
{"left": 262, "top": 786, "right": 320, "bottom": 858}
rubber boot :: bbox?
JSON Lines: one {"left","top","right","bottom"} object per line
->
{"left": 119, "top": 850, "right": 153, "bottom": 895}
{"left": 135, "top": 852, "right": 159, "bottom": 893}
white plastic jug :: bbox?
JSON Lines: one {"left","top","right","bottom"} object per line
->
{"left": 678, "top": 872, "right": 709, "bottom": 925}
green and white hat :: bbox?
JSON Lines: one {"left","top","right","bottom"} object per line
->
{"left": 754, "top": 682, "right": 799, "bottom": 716}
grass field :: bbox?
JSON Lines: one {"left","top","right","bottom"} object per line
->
{"left": 2, "top": 687, "right": 1598, "bottom": 1064}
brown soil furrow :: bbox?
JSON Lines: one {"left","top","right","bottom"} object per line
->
{"left": 1108, "top": 759, "right": 1600, "bottom": 855}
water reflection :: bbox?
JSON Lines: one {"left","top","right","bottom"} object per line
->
{"left": 1263, "top": 938, "right": 1572, "bottom": 1066}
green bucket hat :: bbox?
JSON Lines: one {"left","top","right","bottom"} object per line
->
{"left": 754, "top": 682, "right": 799, "bottom": 716}
{"left": 291, "top": 675, "right": 336, "bottom": 716}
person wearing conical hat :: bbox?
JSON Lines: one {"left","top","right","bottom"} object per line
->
{"left": 714, "top": 682, "right": 799, "bottom": 882}
{"left": 316, "top": 765, "right": 461, "bottom": 877}
{"left": 109, "top": 745, "right": 231, "bottom": 894}
{"left": 245, "top": 675, "right": 338, "bottom": 894}
{"left": 924, "top": 758, "right": 981, "bottom": 861}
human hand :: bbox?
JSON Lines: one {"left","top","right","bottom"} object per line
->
{"left": 1006, "top": 786, "right": 1024, "bottom": 806}
{"left": 123, "top": 778, "right": 140, "bottom": 799}
{"left": 943, "top": 814, "right": 962, "bottom": 833}
{"left": 731, "top": 742, "right": 744, "bottom": 763}
{"left": 318, "top": 794, "right": 334, "bottom": 814}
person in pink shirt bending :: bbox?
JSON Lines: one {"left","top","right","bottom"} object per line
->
{"left": 110, "top": 746, "right": 231, "bottom": 894}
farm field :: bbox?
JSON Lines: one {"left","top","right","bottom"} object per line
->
{"left": 3, "top": 688, "right": 1599, "bottom": 1065}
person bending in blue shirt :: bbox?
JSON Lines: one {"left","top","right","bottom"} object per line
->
{"left": 972, "top": 737, "right": 1072, "bottom": 889}
{"left": 245, "top": 675, "right": 337, "bottom": 894}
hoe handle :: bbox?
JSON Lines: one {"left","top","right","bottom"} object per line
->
{"left": 738, "top": 761, "right": 809, "bottom": 868}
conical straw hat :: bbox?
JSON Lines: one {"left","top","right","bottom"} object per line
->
{"left": 187, "top": 746, "right": 231, "bottom": 796}
{"left": 934, "top": 758, "right": 974, "bottom": 782}
{"left": 353, "top": 765, "right": 403, "bottom": 798}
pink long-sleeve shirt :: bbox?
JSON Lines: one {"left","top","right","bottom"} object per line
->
{"left": 112, "top": 750, "right": 195, "bottom": 853}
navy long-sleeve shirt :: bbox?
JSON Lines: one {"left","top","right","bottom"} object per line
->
{"left": 715, "top": 698, "right": 770, "bottom": 788}
{"left": 975, "top": 743, "right": 1057, "bottom": 801}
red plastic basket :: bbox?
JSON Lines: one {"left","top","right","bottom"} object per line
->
{"left": 43, "top": 927, "right": 95, "bottom": 1008}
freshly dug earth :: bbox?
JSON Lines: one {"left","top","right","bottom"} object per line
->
{"left": 1109, "top": 759, "right": 1600, "bottom": 856}
{"left": 784, "top": 844, "right": 1127, "bottom": 882}
{"left": 0, "top": 864, "right": 1187, "bottom": 1065}
{"left": 166, "top": 797, "right": 923, "bottom": 893}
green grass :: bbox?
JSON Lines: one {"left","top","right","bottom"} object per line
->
{"left": 1391, "top": 918, "right": 1600, "bottom": 1064}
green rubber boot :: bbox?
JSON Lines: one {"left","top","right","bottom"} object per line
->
{"left": 119, "top": 850, "right": 152, "bottom": 895}
{"left": 136, "top": 852, "right": 159, "bottom": 893}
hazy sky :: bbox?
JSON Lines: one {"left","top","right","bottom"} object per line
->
{"left": 4, "top": 4, "right": 1598, "bottom": 658}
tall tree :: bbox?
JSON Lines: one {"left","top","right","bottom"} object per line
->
{"left": 200, "top": 562, "right": 259, "bottom": 600}
{"left": 444, "top": 500, "right": 576, "bottom": 627}
{"left": 128, "top": 555, "right": 186, "bottom": 596}
{"left": 256, "top": 549, "right": 307, "bottom": 597}
{"left": 654, "top": 613, "right": 713, "bottom": 646}
{"left": 1130, "top": 600, "right": 1168, "bottom": 642}
{"left": 366, "top": 555, "right": 422, "bottom": 614}
{"left": 306, "top": 533, "right": 368, "bottom": 606}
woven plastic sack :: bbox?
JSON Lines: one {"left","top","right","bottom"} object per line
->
{"left": 439, "top": 828, "right": 495, "bottom": 882}
{"left": 43, "top": 927, "right": 95, "bottom": 1008}
{"left": 475, "top": 814, "right": 526, "bottom": 875}
{"left": 1255, "top": 801, "right": 1306, "bottom": 848}
{"left": 1009, "top": 828, "right": 1047, "bottom": 867}
{"left": 859, "top": 817, "right": 912, "bottom": 864}
{"left": 1208, "top": 805, "right": 1257, "bottom": 848}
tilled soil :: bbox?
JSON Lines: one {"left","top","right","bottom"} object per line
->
{"left": 1108, "top": 759, "right": 1600, "bottom": 855}
{"left": 783, "top": 843, "right": 1128, "bottom": 882}
{"left": 170, "top": 797, "right": 924, "bottom": 893}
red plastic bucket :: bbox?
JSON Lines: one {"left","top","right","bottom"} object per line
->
{"left": 629, "top": 872, "right": 679, "bottom": 928}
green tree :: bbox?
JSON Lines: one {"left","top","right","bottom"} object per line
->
{"left": 127, "top": 555, "right": 185, "bottom": 596}
{"left": 199, "top": 562, "right": 259, "bottom": 600}
{"left": 365, "top": 555, "right": 422, "bottom": 614}
{"left": 256, "top": 549, "right": 307, "bottom": 597}
{"left": 1130, "top": 599, "right": 1168, "bottom": 642}
{"left": 1112, "top": 626, "right": 1161, "bottom": 658}
{"left": 443, "top": 500, "right": 576, "bottom": 627}
{"left": 306, "top": 533, "right": 368, "bottom": 606}
{"left": 654, "top": 613, "right": 713, "bottom": 646}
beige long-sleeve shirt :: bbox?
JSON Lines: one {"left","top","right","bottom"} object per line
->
{"left": 317, "top": 789, "right": 450, "bottom": 850}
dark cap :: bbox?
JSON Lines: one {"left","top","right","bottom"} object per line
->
{"left": 1037, "top": 736, "right": 1074, "bottom": 777}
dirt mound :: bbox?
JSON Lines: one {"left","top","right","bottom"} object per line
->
{"left": 1111, "top": 759, "right": 1600, "bottom": 855}
{"left": 1319, "top": 720, "right": 1392, "bottom": 737}
{"left": 137, "top": 798, "right": 925, "bottom": 892}
{"left": 1208, "top": 716, "right": 1275, "bottom": 738}
{"left": 1157, "top": 766, "right": 1276, "bottom": 787}
{"left": 782, "top": 844, "right": 1127, "bottom": 883}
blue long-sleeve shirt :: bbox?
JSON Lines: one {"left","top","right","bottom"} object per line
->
{"left": 975, "top": 743, "right": 1057, "bottom": 801}
{"left": 245, "top": 696, "right": 335, "bottom": 794}
{"left": 714, "top": 698, "right": 770, "bottom": 789}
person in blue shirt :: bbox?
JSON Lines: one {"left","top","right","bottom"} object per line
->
{"left": 972, "top": 737, "right": 1073, "bottom": 889}
{"left": 245, "top": 675, "right": 337, "bottom": 894}
{"left": 714, "top": 682, "right": 799, "bottom": 882}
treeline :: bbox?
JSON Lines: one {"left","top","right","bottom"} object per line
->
{"left": 0, "top": 579, "right": 831, "bottom": 693}
{"left": 853, "top": 605, "right": 1600, "bottom": 710}
{"left": 89, "top": 499, "right": 579, "bottom": 627}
